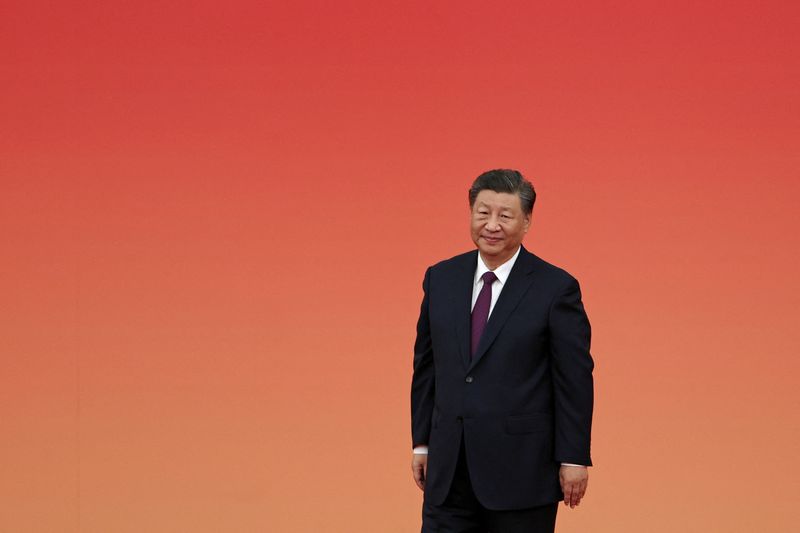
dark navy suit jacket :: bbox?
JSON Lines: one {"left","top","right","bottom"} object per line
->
{"left": 411, "top": 245, "right": 594, "bottom": 510}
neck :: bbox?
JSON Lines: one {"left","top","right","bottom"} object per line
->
{"left": 480, "top": 249, "right": 517, "bottom": 271}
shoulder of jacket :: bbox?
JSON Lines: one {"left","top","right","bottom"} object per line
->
{"left": 523, "top": 249, "right": 579, "bottom": 286}
{"left": 427, "top": 249, "right": 476, "bottom": 273}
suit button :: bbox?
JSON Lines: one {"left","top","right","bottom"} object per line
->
{"left": 465, "top": 376, "right": 474, "bottom": 383}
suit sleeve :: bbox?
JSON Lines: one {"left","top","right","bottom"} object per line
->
{"left": 411, "top": 267, "right": 435, "bottom": 449}
{"left": 549, "top": 276, "right": 594, "bottom": 466}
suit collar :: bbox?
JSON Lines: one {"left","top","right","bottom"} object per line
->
{"left": 452, "top": 251, "right": 478, "bottom": 369}
{"left": 467, "top": 245, "right": 538, "bottom": 372}
{"left": 473, "top": 246, "right": 522, "bottom": 289}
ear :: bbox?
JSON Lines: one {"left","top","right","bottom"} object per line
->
{"left": 523, "top": 214, "right": 531, "bottom": 232}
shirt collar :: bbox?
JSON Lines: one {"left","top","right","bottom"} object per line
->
{"left": 474, "top": 246, "right": 521, "bottom": 286}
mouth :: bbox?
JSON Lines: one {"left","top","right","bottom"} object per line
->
{"left": 482, "top": 236, "right": 502, "bottom": 245}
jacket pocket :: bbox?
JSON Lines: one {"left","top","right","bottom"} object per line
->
{"left": 504, "top": 413, "right": 550, "bottom": 434}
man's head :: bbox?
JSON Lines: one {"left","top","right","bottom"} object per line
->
{"left": 468, "top": 169, "right": 536, "bottom": 269}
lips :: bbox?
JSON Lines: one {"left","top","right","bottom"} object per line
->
{"left": 482, "top": 236, "right": 502, "bottom": 244}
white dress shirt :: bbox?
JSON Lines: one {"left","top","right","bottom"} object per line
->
{"left": 471, "top": 246, "right": 521, "bottom": 318}
{"left": 413, "top": 247, "right": 585, "bottom": 468}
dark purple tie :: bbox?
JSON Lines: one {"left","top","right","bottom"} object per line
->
{"left": 471, "top": 271, "right": 498, "bottom": 357}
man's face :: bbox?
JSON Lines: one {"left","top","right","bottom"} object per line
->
{"left": 470, "top": 190, "right": 530, "bottom": 266}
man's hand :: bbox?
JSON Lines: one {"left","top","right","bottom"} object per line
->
{"left": 559, "top": 465, "right": 588, "bottom": 508}
{"left": 412, "top": 453, "right": 428, "bottom": 491}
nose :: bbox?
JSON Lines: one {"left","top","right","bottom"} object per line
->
{"left": 485, "top": 216, "right": 501, "bottom": 231}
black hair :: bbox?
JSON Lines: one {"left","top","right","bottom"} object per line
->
{"left": 468, "top": 169, "right": 536, "bottom": 215}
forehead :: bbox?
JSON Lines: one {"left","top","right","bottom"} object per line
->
{"left": 473, "top": 190, "right": 522, "bottom": 211}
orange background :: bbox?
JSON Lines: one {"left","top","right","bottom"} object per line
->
{"left": 2, "top": 1, "right": 799, "bottom": 531}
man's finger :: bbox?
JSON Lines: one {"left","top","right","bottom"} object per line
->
{"left": 413, "top": 465, "right": 425, "bottom": 490}
{"left": 569, "top": 482, "right": 579, "bottom": 507}
{"left": 563, "top": 484, "right": 573, "bottom": 507}
{"left": 414, "top": 472, "right": 423, "bottom": 490}
{"left": 572, "top": 479, "right": 589, "bottom": 507}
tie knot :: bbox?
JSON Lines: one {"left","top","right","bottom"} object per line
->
{"left": 481, "top": 271, "right": 498, "bottom": 285}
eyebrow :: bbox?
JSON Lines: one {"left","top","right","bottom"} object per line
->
{"left": 476, "top": 202, "right": 513, "bottom": 210}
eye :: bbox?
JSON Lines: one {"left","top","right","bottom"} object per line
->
{"left": 500, "top": 214, "right": 511, "bottom": 220}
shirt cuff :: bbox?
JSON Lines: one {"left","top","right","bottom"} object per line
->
{"left": 561, "top": 463, "right": 587, "bottom": 467}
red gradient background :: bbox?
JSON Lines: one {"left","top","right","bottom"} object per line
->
{"left": 2, "top": 1, "right": 799, "bottom": 531}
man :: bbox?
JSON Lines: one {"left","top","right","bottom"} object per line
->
{"left": 410, "top": 169, "right": 594, "bottom": 532}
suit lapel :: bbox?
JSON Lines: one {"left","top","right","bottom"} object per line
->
{"left": 451, "top": 251, "right": 477, "bottom": 370}
{"left": 468, "top": 246, "right": 537, "bottom": 373}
